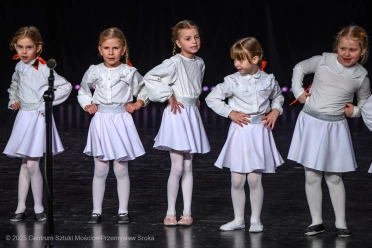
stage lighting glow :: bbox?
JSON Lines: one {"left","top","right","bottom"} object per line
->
{"left": 74, "top": 85, "right": 80, "bottom": 90}
{"left": 202, "top": 86, "right": 209, "bottom": 91}
{"left": 281, "top": 87, "right": 288, "bottom": 92}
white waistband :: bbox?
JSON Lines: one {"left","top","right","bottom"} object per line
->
{"left": 20, "top": 102, "right": 41, "bottom": 111}
{"left": 176, "top": 97, "right": 198, "bottom": 106}
{"left": 97, "top": 105, "right": 127, "bottom": 113}
{"left": 249, "top": 114, "right": 265, "bottom": 124}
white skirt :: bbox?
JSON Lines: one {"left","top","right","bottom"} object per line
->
{"left": 287, "top": 111, "right": 357, "bottom": 172}
{"left": 84, "top": 111, "right": 145, "bottom": 161}
{"left": 215, "top": 121, "right": 284, "bottom": 173}
{"left": 3, "top": 110, "right": 64, "bottom": 158}
{"left": 154, "top": 105, "right": 210, "bottom": 154}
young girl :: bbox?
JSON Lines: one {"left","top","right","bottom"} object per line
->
{"left": 143, "top": 20, "right": 210, "bottom": 226}
{"left": 4, "top": 26, "right": 72, "bottom": 222}
{"left": 77, "top": 27, "right": 148, "bottom": 224}
{"left": 205, "top": 37, "right": 284, "bottom": 232}
{"left": 287, "top": 25, "right": 370, "bottom": 238}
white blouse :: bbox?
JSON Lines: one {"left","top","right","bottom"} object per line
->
{"left": 77, "top": 63, "right": 149, "bottom": 108}
{"left": 143, "top": 54, "right": 205, "bottom": 102}
{"left": 292, "top": 52, "right": 371, "bottom": 117}
{"left": 8, "top": 59, "right": 72, "bottom": 110}
{"left": 205, "top": 70, "right": 284, "bottom": 118}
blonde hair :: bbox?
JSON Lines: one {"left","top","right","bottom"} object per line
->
{"left": 98, "top": 27, "right": 130, "bottom": 65}
{"left": 230, "top": 37, "right": 264, "bottom": 68}
{"left": 171, "top": 20, "right": 200, "bottom": 55}
{"left": 333, "top": 25, "right": 369, "bottom": 65}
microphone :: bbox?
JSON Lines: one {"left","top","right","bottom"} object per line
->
{"left": 47, "top": 59, "right": 57, "bottom": 69}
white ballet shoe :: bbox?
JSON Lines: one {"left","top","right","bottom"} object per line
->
{"left": 220, "top": 220, "right": 245, "bottom": 231}
{"left": 249, "top": 221, "right": 263, "bottom": 233}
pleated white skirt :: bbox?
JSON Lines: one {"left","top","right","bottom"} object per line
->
{"left": 287, "top": 111, "right": 357, "bottom": 172}
{"left": 154, "top": 105, "right": 210, "bottom": 154}
{"left": 84, "top": 111, "right": 145, "bottom": 161}
{"left": 215, "top": 121, "right": 283, "bottom": 173}
{"left": 3, "top": 110, "right": 64, "bottom": 158}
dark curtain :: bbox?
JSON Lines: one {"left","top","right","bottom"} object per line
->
{"left": 1, "top": 0, "right": 371, "bottom": 100}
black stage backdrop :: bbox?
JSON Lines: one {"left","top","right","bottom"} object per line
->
{"left": 0, "top": 0, "right": 371, "bottom": 100}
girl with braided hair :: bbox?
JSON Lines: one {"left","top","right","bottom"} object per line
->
{"left": 143, "top": 20, "right": 210, "bottom": 226}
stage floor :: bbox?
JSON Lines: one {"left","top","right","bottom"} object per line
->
{"left": 1, "top": 96, "right": 372, "bottom": 248}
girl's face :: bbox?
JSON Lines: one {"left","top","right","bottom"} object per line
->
{"left": 175, "top": 28, "right": 200, "bottom": 59}
{"left": 234, "top": 56, "right": 259, "bottom": 76}
{"left": 98, "top": 38, "right": 126, "bottom": 68}
{"left": 14, "top": 37, "right": 41, "bottom": 63}
{"left": 337, "top": 37, "right": 366, "bottom": 67}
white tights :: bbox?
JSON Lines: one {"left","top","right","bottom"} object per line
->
{"left": 305, "top": 167, "right": 347, "bottom": 229}
{"left": 231, "top": 172, "right": 263, "bottom": 223}
{"left": 15, "top": 157, "right": 44, "bottom": 214}
{"left": 166, "top": 150, "right": 193, "bottom": 217}
{"left": 92, "top": 158, "right": 130, "bottom": 215}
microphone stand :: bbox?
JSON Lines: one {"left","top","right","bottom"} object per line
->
{"left": 43, "top": 59, "right": 57, "bottom": 248}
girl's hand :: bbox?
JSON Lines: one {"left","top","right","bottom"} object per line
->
{"left": 228, "top": 110, "right": 250, "bottom": 127}
{"left": 297, "top": 91, "right": 311, "bottom": 104}
{"left": 11, "top": 102, "right": 20, "bottom": 110}
{"left": 344, "top": 102, "right": 354, "bottom": 117}
{"left": 126, "top": 100, "right": 144, "bottom": 113}
{"left": 168, "top": 95, "right": 184, "bottom": 114}
{"left": 84, "top": 104, "right": 98, "bottom": 114}
{"left": 262, "top": 109, "right": 279, "bottom": 129}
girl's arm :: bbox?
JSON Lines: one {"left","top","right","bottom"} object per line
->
{"left": 349, "top": 76, "right": 371, "bottom": 118}
{"left": 52, "top": 71, "right": 73, "bottom": 106}
{"left": 205, "top": 78, "right": 250, "bottom": 127}
{"left": 292, "top": 55, "right": 322, "bottom": 101}
{"left": 261, "top": 79, "right": 284, "bottom": 129}
{"left": 143, "top": 59, "right": 177, "bottom": 102}
{"left": 205, "top": 80, "right": 233, "bottom": 118}
{"left": 8, "top": 72, "right": 20, "bottom": 110}
{"left": 126, "top": 70, "right": 149, "bottom": 113}
{"left": 77, "top": 67, "right": 96, "bottom": 110}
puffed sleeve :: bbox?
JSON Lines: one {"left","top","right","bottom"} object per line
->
{"left": 205, "top": 78, "right": 234, "bottom": 118}
{"left": 129, "top": 70, "right": 150, "bottom": 106}
{"left": 352, "top": 76, "right": 371, "bottom": 118}
{"left": 52, "top": 70, "right": 72, "bottom": 106}
{"left": 77, "top": 65, "right": 97, "bottom": 109}
{"left": 269, "top": 76, "right": 284, "bottom": 115}
{"left": 7, "top": 72, "right": 20, "bottom": 109}
{"left": 143, "top": 58, "right": 177, "bottom": 102}
{"left": 292, "top": 55, "right": 322, "bottom": 99}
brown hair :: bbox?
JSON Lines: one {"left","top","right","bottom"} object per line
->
{"left": 171, "top": 20, "right": 200, "bottom": 55}
{"left": 333, "top": 25, "right": 369, "bottom": 65}
{"left": 98, "top": 27, "right": 130, "bottom": 65}
{"left": 10, "top": 26, "right": 43, "bottom": 68}
{"left": 230, "top": 37, "right": 264, "bottom": 68}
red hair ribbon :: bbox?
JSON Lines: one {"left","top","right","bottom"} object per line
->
{"left": 260, "top": 60, "right": 267, "bottom": 71}
{"left": 289, "top": 83, "right": 312, "bottom": 106}
{"left": 127, "top": 59, "right": 133, "bottom": 67}
{"left": 13, "top": 54, "right": 46, "bottom": 70}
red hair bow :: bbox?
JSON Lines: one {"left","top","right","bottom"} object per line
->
{"left": 13, "top": 54, "right": 46, "bottom": 70}
{"left": 260, "top": 60, "right": 267, "bottom": 71}
{"left": 127, "top": 59, "right": 133, "bottom": 67}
